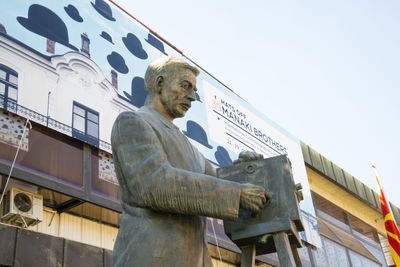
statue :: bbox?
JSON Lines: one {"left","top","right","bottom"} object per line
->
{"left": 111, "top": 56, "right": 269, "bottom": 267}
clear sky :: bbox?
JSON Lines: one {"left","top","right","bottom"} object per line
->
{"left": 116, "top": 0, "right": 400, "bottom": 207}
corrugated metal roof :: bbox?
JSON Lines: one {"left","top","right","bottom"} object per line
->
{"left": 390, "top": 203, "right": 400, "bottom": 226}
{"left": 301, "top": 141, "right": 400, "bottom": 226}
{"left": 301, "top": 142, "right": 381, "bottom": 211}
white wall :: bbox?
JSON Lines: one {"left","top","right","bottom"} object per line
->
{"left": 0, "top": 35, "right": 135, "bottom": 144}
{"left": 51, "top": 52, "right": 123, "bottom": 143}
{"left": 0, "top": 35, "right": 58, "bottom": 116}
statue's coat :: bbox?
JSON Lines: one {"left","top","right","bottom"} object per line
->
{"left": 111, "top": 106, "right": 241, "bottom": 267}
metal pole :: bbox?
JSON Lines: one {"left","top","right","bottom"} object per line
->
{"left": 46, "top": 91, "right": 51, "bottom": 126}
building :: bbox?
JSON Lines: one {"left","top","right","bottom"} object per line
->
{"left": 1, "top": 1, "right": 399, "bottom": 266}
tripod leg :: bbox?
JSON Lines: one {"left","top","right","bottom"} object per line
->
{"left": 240, "top": 244, "right": 256, "bottom": 267}
{"left": 290, "top": 242, "right": 303, "bottom": 267}
{"left": 273, "top": 232, "right": 296, "bottom": 267}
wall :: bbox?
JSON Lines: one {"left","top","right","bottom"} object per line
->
{"left": 25, "top": 207, "right": 118, "bottom": 250}
{"left": 306, "top": 166, "right": 385, "bottom": 235}
{"left": 0, "top": 35, "right": 58, "bottom": 116}
{"left": 0, "top": 34, "right": 134, "bottom": 145}
{"left": 51, "top": 52, "right": 126, "bottom": 143}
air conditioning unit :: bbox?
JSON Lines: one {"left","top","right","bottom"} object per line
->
{"left": 1, "top": 187, "right": 43, "bottom": 227}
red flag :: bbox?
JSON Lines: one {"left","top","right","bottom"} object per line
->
{"left": 373, "top": 163, "right": 400, "bottom": 266}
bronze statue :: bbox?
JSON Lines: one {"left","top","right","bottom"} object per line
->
{"left": 111, "top": 56, "right": 268, "bottom": 267}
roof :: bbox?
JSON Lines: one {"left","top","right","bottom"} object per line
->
{"left": 300, "top": 141, "right": 400, "bottom": 226}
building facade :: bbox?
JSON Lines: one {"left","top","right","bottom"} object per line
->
{"left": 1, "top": 1, "right": 399, "bottom": 266}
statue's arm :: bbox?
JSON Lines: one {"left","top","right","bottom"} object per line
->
{"left": 111, "top": 112, "right": 241, "bottom": 220}
{"left": 205, "top": 159, "right": 216, "bottom": 176}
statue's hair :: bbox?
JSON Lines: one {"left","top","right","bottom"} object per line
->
{"left": 144, "top": 56, "right": 199, "bottom": 94}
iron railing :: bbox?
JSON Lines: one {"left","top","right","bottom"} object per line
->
{"left": 0, "top": 96, "right": 112, "bottom": 153}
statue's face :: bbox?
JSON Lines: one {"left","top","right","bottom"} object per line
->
{"left": 159, "top": 67, "right": 197, "bottom": 121}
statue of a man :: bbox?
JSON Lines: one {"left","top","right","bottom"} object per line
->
{"left": 111, "top": 56, "right": 268, "bottom": 267}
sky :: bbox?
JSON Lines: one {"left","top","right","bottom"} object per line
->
{"left": 115, "top": 0, "right": 400, "bottom": 207}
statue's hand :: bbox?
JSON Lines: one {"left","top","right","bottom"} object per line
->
{"left": 233, "top": 151, "right": 263, "bottom": 164}
{"left": 239, "top": 183, "right": 271, "bottom": 214}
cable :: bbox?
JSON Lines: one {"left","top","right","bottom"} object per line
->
{"left": 210, "top": 218, "right": 223, "bottom": 266}
{"left": 0, "top": 119, "right": 32, "bottom": 208}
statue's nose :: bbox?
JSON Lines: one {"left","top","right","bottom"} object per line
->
{"left": 187, "top": 89, "right": 196, "bottom": 101}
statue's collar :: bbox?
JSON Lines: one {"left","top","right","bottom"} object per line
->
{"left": 140, "top": 106, "right": 179, "bottom": 130}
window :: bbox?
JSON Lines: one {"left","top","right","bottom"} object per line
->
{"left": 0, "top": 64, "right": 18, "bottom": 111}
{"left": 72, "top": 102, "right": 99, "bottom": 147}
{"left": 311, "top": 192, "right": 386, "bottom": 266}
{"left": 312, "top": 192, "right": 351, "bottom": 232}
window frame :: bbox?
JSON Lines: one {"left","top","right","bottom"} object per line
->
{"left": 0, "top": 64, "right": 18, "bottom": 110}
{"left": 72, "top": 101, "right": 99, "bottom": 147}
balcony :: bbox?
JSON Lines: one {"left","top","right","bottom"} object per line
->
{"left": 0, "top": 95, "right": 112, "bottom": 153}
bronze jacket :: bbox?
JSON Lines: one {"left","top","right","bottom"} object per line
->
{"left": 111, "top": 106, "right": 241, "bottom": 267}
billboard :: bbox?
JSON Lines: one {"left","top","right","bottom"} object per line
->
{"left": 0, "top": 0, "right": 320, "bottom": 247}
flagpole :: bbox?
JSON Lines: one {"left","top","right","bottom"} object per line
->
{"left": 371, "top": 160, "right": 400, "bottom": 267}
{"left": 371, "top": 160, "right": 383, "bottom": 190}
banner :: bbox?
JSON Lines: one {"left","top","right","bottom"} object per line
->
{"left": 0, "top": 0, "right": 320, "bottom": 247}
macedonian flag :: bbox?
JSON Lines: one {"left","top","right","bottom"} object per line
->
{"left": 373, "top": 163, "right": 400, "bottom": 266}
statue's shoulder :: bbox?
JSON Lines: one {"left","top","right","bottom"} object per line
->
{"left": 114, "top": 108, "right": 159, "bottom": 131}
{"left": 112, "top": 111, "right": 143, "bottom": 132}
{"left": 115, "top": 110, "right": 146, "bottom": 122}
{"left": 111, "top": 110, "right": 151, "bottom": 144}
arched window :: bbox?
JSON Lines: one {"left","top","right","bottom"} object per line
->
{"left": 0, "top": 64, "right": 18, "bottom": 110}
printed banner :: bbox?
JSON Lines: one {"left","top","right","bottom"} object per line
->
{"left": 0, "top": 0, "right": 321, "bottom": 247}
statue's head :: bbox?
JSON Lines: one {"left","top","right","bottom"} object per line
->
{"left": 144, "top": 56, "right": 199, "bottom": 121}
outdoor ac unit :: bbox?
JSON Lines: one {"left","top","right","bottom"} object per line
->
{"left": 1, "top": 187, "right": 43, "bottom": 227}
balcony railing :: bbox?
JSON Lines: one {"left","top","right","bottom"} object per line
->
{"left": 0, "top": 96, "right": 112, "bottom": 153}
